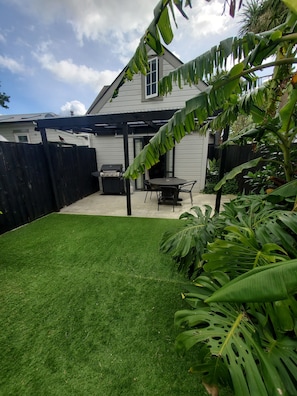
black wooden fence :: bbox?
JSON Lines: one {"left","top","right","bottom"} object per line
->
{"left": 0, "top": 142, "right": 99, "bottom": 234}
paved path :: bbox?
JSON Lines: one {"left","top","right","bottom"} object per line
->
{"left": 60, "top": 191, "right": 235, "bottom": 219}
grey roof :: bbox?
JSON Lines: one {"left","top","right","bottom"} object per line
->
{"left": 0, "top": 112, "right": 58, "bottom": 123}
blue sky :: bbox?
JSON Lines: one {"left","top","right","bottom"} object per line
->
{"left": 0, "top": 0, "right": 240, "bottom": 117}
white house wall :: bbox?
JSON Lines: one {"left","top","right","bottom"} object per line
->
{"left": 90, "top": 132, "right": 208, "bottom": 192}
{"left": 88, "top": 49, "right": 210, "bottom": 190}
{"left": 174, "top": 132, "right": 209, "bottom": 192}
{"left": 90, "top": 134, "right": 125, "bottom": 168}
{"left": 94, "top": 57, "right": 203, "bottom": 115}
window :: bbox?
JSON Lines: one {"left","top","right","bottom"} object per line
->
{"left": 17, "top": 135, "right": 29, "bottom": 143}
{"left": 14, "top": 129, "right": 30, "bottom": 143}
{"left": 145, "top": 57, "right": 158, "bottom": 99}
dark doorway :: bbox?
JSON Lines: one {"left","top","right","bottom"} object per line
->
{"left": 133, "top": 136, "right": 174, "bottom": 190}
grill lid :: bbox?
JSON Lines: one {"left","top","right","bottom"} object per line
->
{"left": 100, "top": 164, "right": 123, "bottom": 172}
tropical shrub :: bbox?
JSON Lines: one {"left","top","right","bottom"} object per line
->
{"left": 115, "top": 1, "right": 297, "bottom": 394}
{"left": 204, "top": 158, "right": 239, "bottom": 195}
{"left": 160, "top": 182, "right": 297, "bottom": 395}
{"left": 161, "top": 182, "right": 297, "bottom": 277}
{"left": 122, "top": 1, "right": 297, "bottom": 192}
{"left": 244, "top": 143, "right": 297, "bottom": 193}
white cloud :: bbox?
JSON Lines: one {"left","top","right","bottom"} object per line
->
{"left": 7, "top": 0, "right": 240, "bottom": 69}
{"left": 0, "top": 55, "right": 26, "bottom": 74}
{"left": 8, "top": 0, "right": 156, "bottom": 43}
{"left": 33, "top": 49, "right": 120, "bottom": 92}
{"left": 60, "top": 100, "right": 86, "bottom": 116}
{"left": 7, "top": 0, "right": 158, "bottom": 67}
{"left": 169, "top": 0, "right": 240, "bottom": 61}
{"left": 185, "top": 0, "right": 238, "bottom": 37}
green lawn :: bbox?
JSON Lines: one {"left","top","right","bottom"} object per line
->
{"left": 0, "top": 214, "right": 210, "bottom": 396}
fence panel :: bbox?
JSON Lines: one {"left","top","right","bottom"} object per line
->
{"left": 0, "top": 142, "right": 98, "bottom": 234}
{"left": 49, "top": 144, "right": 98, "bottom": 208}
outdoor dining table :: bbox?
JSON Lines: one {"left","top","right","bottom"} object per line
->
{"left": 149, "top": 177, "right": 187, "bottom": 187}
{"left": 149, "top": 177, "right": 187, "bottom": 206}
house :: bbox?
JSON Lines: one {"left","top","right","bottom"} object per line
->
{"left": 0, "top": 113, "right": 89, "bottom": 146}
{"left": 2, "top": 47, "right": 211, "bottom": 193}
{"left": 86, "top": 47, "right": 209, "bottom": 192}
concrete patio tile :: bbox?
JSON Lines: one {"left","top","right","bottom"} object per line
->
{"left": 59, "top": 191, "right": 235, "bottom": 219}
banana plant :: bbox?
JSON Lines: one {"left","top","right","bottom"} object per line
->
{"left": 122, "top": 1, "right": 297, "bottom": 184}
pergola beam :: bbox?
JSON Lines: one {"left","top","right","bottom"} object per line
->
{"left": 35, "top": 110, "right": 178, "bottom": 217}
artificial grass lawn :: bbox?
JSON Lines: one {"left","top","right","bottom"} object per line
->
{"left": 0, "top": 214, "right": 212, "bottom": 396}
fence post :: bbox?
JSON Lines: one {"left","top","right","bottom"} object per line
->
{"left": 39, "top": 127, "right": 60, "bottom": 211}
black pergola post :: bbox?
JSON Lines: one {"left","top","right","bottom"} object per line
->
{"left": 122, "top": 123, "right": 131, "bottom": 216}
{"left": 215, "top": 125, "right": 230, "bottom": 213}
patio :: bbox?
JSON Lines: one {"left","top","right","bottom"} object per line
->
{"left": 59, "top": 190, "right": 235, "bottom": 219}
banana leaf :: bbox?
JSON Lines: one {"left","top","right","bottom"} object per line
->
{"left": 214, "top": 157, "right": 263, "bottom": 191}
{"left": 206, "top": 259, "right": 297, "bottom": 303}
{"left": 264, "top": 180, "right": 297, "bottom": 204}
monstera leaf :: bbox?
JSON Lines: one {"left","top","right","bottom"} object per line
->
{"left": 160, "top": 205, "right": 219, "bottom": 277}
{"left": 175, "top": 272, "right": 287, "bottom": 395}
{"left": 203, "top": 225, "right": 288, "bottom": 277}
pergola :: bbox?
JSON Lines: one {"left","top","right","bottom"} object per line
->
{"left": 36, "top": 110, "right": 178, "bottom": 216}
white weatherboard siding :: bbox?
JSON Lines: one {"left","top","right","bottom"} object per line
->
{"left": 90, "top": 134, "right": 144, "bottom": 173}
{"left": 95, "top": 57, "right": 204, "bottom": 115}
{"left": 90, "top": 132, "right": 208, "bottom": 192}
{"left": 90, "top": 134, "right": 125, "bottom": 169}
{"left": 175, "top": 132, "right": 209, "bottom": 192}
{"left": 88, "top": 48, "right": 210, "bottom": 190}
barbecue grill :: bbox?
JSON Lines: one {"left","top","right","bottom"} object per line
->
{"left": 100, "top": 164, "right": 125, "bottom": 195}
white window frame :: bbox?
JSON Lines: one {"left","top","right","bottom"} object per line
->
{"left": 145, "top": 57, "right": 159, "bottom": 99}
{"left": 14, "top": 129, "right": 30, "bottom": 143}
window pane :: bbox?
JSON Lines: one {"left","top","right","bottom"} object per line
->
{"left": 145, "top": 57, "right": 158, "bottom": 99}
{"left": 18, "top": 135, "right": 29, "bottom": 143}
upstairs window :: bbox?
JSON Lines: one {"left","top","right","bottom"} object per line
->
{"left": 145, "top": 57, "right": 158, "bottom": 99}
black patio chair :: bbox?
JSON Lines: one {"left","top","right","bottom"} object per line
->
{"left": 144, "top": 180, "right": 161, "bottom": 202}
{"left": 178, "top": 180, "right": 197, "bottom": 206}
{"left": 157, "top": 186, "right": 179, "bottom": 212}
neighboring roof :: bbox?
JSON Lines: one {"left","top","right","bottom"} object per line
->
{"left": 0, "top": 112, "right": 58, "bottom": 124}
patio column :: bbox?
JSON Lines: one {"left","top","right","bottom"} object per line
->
{"left": 215, "top": 125, "right": 230, "bottom": 213}
{"left": 122, "top": 123, "right": 131, "bottom": 216}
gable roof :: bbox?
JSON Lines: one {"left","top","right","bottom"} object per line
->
{"left": 87, "top": 47, "right": 207, "bottom": 115}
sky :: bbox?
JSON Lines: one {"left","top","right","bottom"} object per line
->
{"left": 0, "top": 0, "right": 242, "bottom": 117}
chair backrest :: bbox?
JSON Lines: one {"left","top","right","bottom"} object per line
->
{"left": 181, "top": 180, "right": 197, "bottom": 191}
